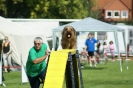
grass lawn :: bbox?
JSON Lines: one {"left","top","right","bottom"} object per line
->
{"left": 1, "top": 60, "right": 133, "bottom": 88}
{"left": 82, "top": 60, "right": 133, "bottom": 88}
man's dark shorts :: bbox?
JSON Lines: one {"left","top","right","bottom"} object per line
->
{"left": 88, "top": 52, "right": 94, "bottom": 57}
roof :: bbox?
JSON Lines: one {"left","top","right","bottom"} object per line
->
{"left": 53, "top": 17, "right": 124, "bottom": 32}
{"left": 0, "top": 16, "right": 43, "bottom": 36}
{"left": 104, "top": 0, "right": 130, "bottom": 10}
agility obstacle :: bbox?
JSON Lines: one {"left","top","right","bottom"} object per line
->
{"left": 43, "top": 49, "right": 84, "bottom": 88}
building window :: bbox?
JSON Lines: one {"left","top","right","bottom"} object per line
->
{"left": 106, "top": 10, "right": 112, "bottom": 18}
{"left": 114, "top": 10, "right": 120, "bottom": 18}
{"left": 121, "top": 10, "right": 128, "bottom": 18}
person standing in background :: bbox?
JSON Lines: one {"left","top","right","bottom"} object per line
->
{"left": 1, "top": 36, "right": 12, "bottom": 73}
{"left": 103, "top": 41, "right": 109, "bottom": 64}
{"left": 95, "top": 40, "right": 101, "bottom": 64}
{"left": 85, "top": 33, "right": 99, "bottom": 68}
{"left": 96, "top": 40, "right": 101, "bottom": 55}
{"left": 108, "top": 41, "right": 115, "bottom": 62}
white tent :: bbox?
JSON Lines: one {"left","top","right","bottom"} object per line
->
{"left": 0, "top": 16, "right": 49, "bottom": 66}
{"left": 52, "top": 17, "right": 127, "bottom": 72}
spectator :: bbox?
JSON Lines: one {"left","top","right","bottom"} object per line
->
{"left": 85, "top": 33, "right": 99, "bottom": 68}
{"left": 80, "top": 48, "right": 88, "bottom": 68}
{"left": 108, "top": 41, "right": 115, "bottom": 62}
{"left": 1, "top": 36, "right": 12, "bottom": 73}
{"left": 103, "top": 41, "right": 109, "bottom": 64}
{"left": 95, "top": 40, "right": 101, "bottom": 64}
{"left": 26, "top": 37, "right": 48, "bottom": 88}
{"left": 96, "top": 40, "right": 101, "bottom": 55}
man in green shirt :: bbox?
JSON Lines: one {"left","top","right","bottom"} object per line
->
{"left": 26, "top": 37, "right": 48, "bottom": 88}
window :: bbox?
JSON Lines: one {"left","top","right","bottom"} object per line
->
{"left": 129, "top": 30, "right": 133, "bottom": 37}
{"left": 106, "top": 10, "right": 112, "bottom": 18}
{"left": 129, "top": 40, "right": 133, "bottom": 45}
{"left": 121, "top": 10, "right": 128, "bottom": 18}
{"left": 108, "top": 12, "right": 111, "bottom": 16}
{"left": 97, "top": 32, "right": 107, "bottom": 40}
{"left": 114, "top": 10, "right": 120, "bottom": 18}
{"left": 104, "top": 34, "right": 107, "bottom": 40}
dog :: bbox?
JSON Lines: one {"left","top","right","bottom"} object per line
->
{"left": 61, "top": 26, "right": 76, "bottom": 49}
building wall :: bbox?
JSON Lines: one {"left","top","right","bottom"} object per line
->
{"left": 94, "top": 0, "right": 133, "bottom": 21}
{"left": 104, "top": 0, "right": 130, "bottom": 21}
{"left": 96, "top": 0, "right": 132, "bottom": 9}
{"left": 123, "top": 0, "right": 133, "bottom": 20}
{"left": 95, "top": 0, "right": 111, "bottom": 9}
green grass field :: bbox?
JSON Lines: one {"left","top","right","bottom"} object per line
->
{"left": 1, "top": 60, "right": 133, "bottom": 88}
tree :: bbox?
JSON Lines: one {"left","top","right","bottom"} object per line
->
{"left": 0, "top": 0, "right": 7, "bottom": 17}
{"left": 26, "top": 0, "right": 89, "bottom": 19}
{"left": 0, "top": 0, "right": 95, "bottom": 19}
{"left": 83, "top": 0, "right": 99, "bottom": 19}
{"left": 6, "top": 0, "right": 30, "bottom": 18}
{"left": 0, "top": 0, "right": 30, "bottom": 18}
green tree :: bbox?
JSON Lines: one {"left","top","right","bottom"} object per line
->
{"left": 26, "top": 0, "right": 89, "bottom": 19}
{"left": 0, "top": 0, "right": 7, "bottom": 17}
{"left": 7, "top": 0, "right": 30, "bottom": 18}
{"left": 0, "top": 0, "right": 30, "bottom": 18}
{"left": 83, "top": 0, "right": 99, "bottom": 19}
{"left": 0, "top": 0, "right": 95, "bottom": 19}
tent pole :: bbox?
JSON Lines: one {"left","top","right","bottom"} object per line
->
{"left": 123, "top": 32, "right": 128, "bottom": 70}
{"left": 52, "top": 31, "right": 55, "bottom": 51}
{"left": 95, "top": 32, "right": 97, "bottom": 39}
{"left": 114, "top": 31, "right": 122, "bottom": 72}
{"left": 0, "top": 54, "right": 6, "bottom": 87}
{"left": 0, "top": 54, "right": 2, "bottom": 85}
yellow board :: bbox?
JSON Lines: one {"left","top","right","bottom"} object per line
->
{"left": 43, "top": 49, "right": 76, "bottom": 88}
{"left": 58, "top": 49, "right": 76, "bottom": 55}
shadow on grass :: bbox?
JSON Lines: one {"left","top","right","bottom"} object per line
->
{"left": 81, "top": 67, "right": 107, "bottom": 70}
{"left": 88, "top": 79, "right": 133, "bottom": 86}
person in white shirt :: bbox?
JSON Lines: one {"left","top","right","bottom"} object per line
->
{"left": 103, "top": 42, "right": 109, "bottom": 64}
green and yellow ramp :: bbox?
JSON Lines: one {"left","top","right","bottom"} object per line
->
{"left": 43, "top": 49, "right": 84, "bottom": 88}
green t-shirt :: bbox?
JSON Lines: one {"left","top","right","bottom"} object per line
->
{"left": 26, "top": 43, "right": 47, "bottom": 77}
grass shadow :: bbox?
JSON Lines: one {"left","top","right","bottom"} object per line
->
{"left": 81, "top": 66, "right": 107, "bottom": 70}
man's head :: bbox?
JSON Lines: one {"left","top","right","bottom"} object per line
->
{"left": 88, "top": 33, "right": 92, "bottom": 39}
{"left": 34, "top": 37, "right": 43, "bottom": 50}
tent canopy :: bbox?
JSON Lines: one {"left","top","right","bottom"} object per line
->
{"left": 0, "top": 16, "right": 49, "bottom": 66}
{"left": 52, "top": 17, "right": 126, "bottom": 72}
{"left": 52, "top": 17, "right": 125, "bottom": 50}
{"left": 0, "top": 16, "right": 43, "bottom": 36}
{"left": 53, "top": 17, "right": 124, "bottom": 32}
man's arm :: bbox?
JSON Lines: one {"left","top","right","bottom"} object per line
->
{"left": 33, "top": 50, "right": 49, "bottom": 64}
{"left": 94, "top": 38, "right": 99, "bottom": 43}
